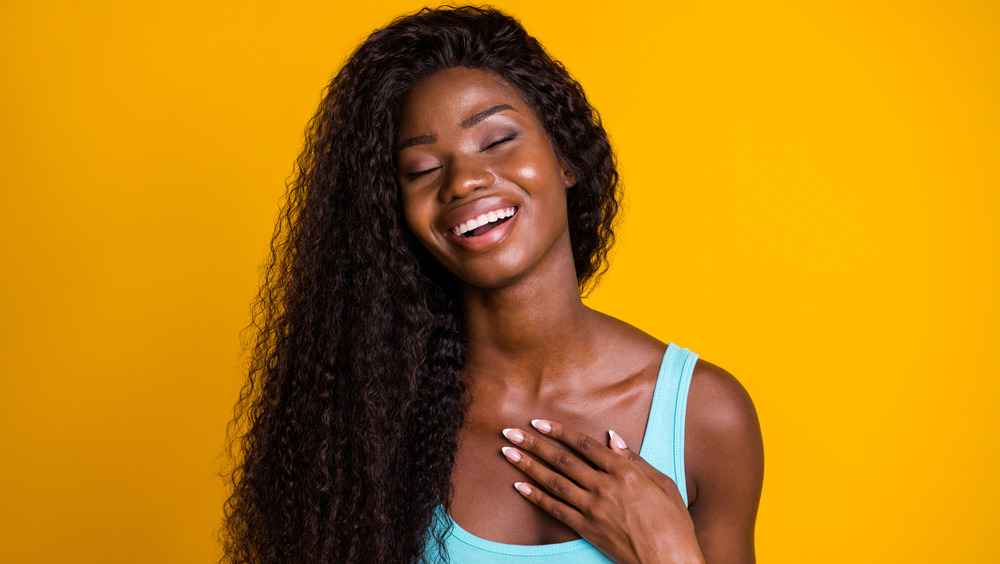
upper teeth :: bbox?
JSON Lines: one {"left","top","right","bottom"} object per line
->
{"left": 452, "top": 206, "right": 517, "bottom": 236}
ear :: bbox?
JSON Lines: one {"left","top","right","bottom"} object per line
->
{"left": 561, "top": 165, "right": 577, "bottom": 189}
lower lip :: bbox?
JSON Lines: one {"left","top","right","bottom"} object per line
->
{"left": 446, "top": 211, "right": 518, "bottom": 253}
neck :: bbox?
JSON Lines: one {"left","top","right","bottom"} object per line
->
{"left": 459, "top": 237, "right": 601, "bottom": 391}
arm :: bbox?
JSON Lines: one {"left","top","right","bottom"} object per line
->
{"left": 684, "top": 360, "right": 765, "bottom": 563}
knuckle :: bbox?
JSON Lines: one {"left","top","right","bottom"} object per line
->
{"left": 589, "top": 504, "right": 607, "bottom": 522}
{"left": 551, "top": 451, "right": 573, "bottom": 469}
{"left": 595, "top": 480, "right": 620, "bottom": 503}
{"left": 607, "top": 459, "right": 628, "bottom": 476}
{"left": 619, "top": 468, "right": 641, "bottom": 486}
{"left": 550, "top": 424, "right": 565, "bottom": 439}
{"left": 549, "top": 503, "right": 565, "bottom": 521}
{"left": 545, "top": 476, "right": 564, "bottom": 495}
{"left": 574, "top": 436, "right": 594, "bottom": 453}
{"left": 523, "top": 434, "right": 538, "bottom": 449}
{"left": 593, "top": 481, "right": 612, "bottom": 500}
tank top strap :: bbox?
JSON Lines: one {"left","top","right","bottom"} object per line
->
{"left": 638, "top": 342, "right": 698, "bottom": 507}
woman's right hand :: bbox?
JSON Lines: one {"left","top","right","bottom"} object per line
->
{"left": 502, "top": 420, "right": 705, "bottom": 564}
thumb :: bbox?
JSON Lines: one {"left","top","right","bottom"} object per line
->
{"left": 608, "top": 429, "right": 679, "bottom": 493}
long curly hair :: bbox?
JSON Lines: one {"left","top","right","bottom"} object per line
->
{"left": 222, "top": 6, "right": 620, "bottom": 563}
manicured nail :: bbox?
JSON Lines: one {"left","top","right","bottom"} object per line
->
{"left": 531, "top": 419, "right": 552, "bottom": 433}
{"left": 502, "top": 428, "right": 525, "bottom": 444}
{"left": 502, "top": 447, "right": 521, "bottom": 463}
{"left": 514, "top": 482, "right": 533, "bottom": 496}
{"left": 609, "top": 429, "right": 627, "bottom": 450}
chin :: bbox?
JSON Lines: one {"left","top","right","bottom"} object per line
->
{"left": 436, "top": 226, "right": 573, "bottom": 291}
{"left": 435, "top": 249, "right": 534, "bottom": 290}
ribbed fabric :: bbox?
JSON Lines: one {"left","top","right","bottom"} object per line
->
{"left": 424, "top": 342, "right": 698, "bottom": 563}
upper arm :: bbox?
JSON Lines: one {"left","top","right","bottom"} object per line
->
{"left": 684, "top": 359, "right": 764, "bottom": 564}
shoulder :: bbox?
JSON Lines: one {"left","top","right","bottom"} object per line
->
{"left": 687, "top": 359, "right": 760, "bottom": 448}
{"left": 684, "top": 358, "right": 764, "bottom": 506}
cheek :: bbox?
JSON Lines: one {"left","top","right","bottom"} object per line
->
{"left": 400, "top": 192, "right": 437, "bottom": 248}
{"left": 514, "top": 163, "right": 539, "bottom": 181}
{"left": 399, "top": 192, "right": 422, "bottom": 233}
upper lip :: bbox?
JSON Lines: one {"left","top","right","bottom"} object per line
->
{"left": 441, "top": 195, "right": 519, "bottom": 233}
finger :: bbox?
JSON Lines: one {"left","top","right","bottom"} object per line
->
{"left": 607, "top": 429, "right": 680, "bottom": 493}
{"left": 503, "top": 427, "right": 600, "bottom": 488}
{"left": 512, "top": 481, "right": 589, "bottom": 533}
{"left": 529, "top": 419, "right": 621, "bottom": 471}
{"left": 501, "top": 444, "right": 592, "bottom": 509}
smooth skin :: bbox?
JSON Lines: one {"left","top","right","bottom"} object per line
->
{"left": 397, "top": 67, "right": 764, "bottom": 563}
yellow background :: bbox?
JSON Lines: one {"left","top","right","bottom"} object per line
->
{"left": 2, "top": 0, "right": 997, "bottom": 562}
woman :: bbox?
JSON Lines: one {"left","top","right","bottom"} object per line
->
{"left": 224, "top": 6, "right": 763, "bottom": 564}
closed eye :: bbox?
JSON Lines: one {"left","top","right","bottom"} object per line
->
{"left": 481, "top": 133, "right": 518, "bottom": 152}
{"left": 405, "top": 166, "right": 441, "bottom": 180}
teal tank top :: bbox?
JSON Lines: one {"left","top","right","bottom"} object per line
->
{"left": 424, "top": 342, "right": 698, "bottom": 563}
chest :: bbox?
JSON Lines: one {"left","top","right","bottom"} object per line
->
{"left": 446, "top": 383, "right": 655, "bottom": 545}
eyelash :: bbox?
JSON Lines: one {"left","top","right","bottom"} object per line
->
{"left": 404, "top": 133, "right": 518, "bottom": 180}
{"left": 406, "top": 167, "right": 439, "bottom": 180}
{"left": 482, "top": 133, "right": 517, "bottom": 151}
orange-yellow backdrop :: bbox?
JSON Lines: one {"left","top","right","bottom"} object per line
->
{"left": 2, "top": 1, "right": 997, "bottom": 562}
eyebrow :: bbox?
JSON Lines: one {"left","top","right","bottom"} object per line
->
{"left": 397, "top": 104, "right": 517, "bottom": 151}
{"left": 460, "top": 104, "right": 516, "bottom": 128}
{"left": 397, "top": 134, "right": 436, "bottom": 152}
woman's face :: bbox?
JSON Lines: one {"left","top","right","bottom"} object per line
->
{"left": 396, "top": 67, "right": 576, "bottom": 289}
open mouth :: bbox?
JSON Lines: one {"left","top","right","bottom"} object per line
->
{"left": 450, "top": 206, "right": 518, "bottom": 238}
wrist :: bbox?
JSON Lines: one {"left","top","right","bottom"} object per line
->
{"left": 683, "top": 552, "right": 706, "bottom": 564}
{"left": 639, "top": 543, "right": 705, "bottom": 564}
{"left": 635, "top": 544, "right": 704, "bottom": 564}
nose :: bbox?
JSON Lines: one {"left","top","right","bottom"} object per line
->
{"left": 439, "top": 156, "right": 496, "bottom": 202}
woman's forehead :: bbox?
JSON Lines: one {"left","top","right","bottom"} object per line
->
{"left": 397, "top": 67, "right": 533, "bottom": 138}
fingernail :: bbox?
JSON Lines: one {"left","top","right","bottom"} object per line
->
{"left": 514, "top": 482, "right": 533, "bottom": 496}
{"left": 502, "top": 428, "right": 524, "bottom": 444}
{"left": 502, "top": 447, "right": 521, "bottom": 463}
{"left": 609, "top": 429, "right": 627, "bottom": 450}
{"left": 530, "top": 419, "right": 552, "bottom": 433}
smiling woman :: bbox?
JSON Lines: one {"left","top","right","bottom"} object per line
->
{"left": 398, "top": 67, "right": 577, "bottom": 287}
{"left": 223, "top": 6, "right": 763, "bottom": 564}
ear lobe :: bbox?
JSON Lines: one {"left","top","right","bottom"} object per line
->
{"left": 561, "top": 167, "right": 577, "bottom": 189}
